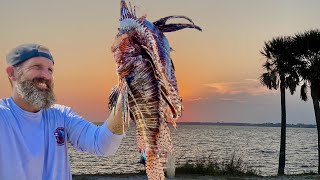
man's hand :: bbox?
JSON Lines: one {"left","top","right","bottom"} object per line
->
{"left": 107, "top": 94, "right": 128, "bottom": 135}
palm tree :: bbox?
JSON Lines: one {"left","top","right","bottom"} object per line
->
{"left": 294, "top": 29, "right": 320, "bottom": 173}
{"left": 260, "top": 36, "right": 300, "bottom": 175}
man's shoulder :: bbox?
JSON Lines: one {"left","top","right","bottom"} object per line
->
{"left": 0, "top": 98, "right": 12, "bottom": 124}
{"left": 45, "top": 104, "right": 82, "bottom": 121}
{"left": 46, "top": 104, "right": 81, "bottom": 118}
{"left": 0, "top": 98, "right": 11, "bottom": 112}
{"left": 47, "top": 104, "right": 73, "bottom": 114}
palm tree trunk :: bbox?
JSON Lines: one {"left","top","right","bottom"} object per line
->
{"left": 311, "top": 84, "right": 320, "bottom": 174}
{"left": 278, "top": 84, "right": 286, "bottom": 175}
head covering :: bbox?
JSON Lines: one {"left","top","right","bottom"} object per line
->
{"left": 6, "top": 43, "right": 54, "bottom": 66}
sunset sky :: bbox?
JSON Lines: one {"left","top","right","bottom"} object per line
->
{"left": 1, "top": 0, "right": 320, "bottom": 124}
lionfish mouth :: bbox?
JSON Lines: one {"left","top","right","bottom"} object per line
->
{"left": 120, "top": 0, "right": 136, "bottom": 20}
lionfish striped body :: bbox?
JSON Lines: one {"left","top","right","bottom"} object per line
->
{"left": 109, "top": 1, "right": 201, "bottom": 179}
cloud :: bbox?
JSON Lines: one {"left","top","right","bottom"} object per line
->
{"left": 180, "top": 80, "right": 314, "bottom": 124}
{"left": 180, "top": 84, "right": 314, "bottom": 124}
{"left": 218, "top": 98, "right": 246, "bottom": 103}
{"left": 204, "top": 79, "right": 276, "bottom": 96}
{"left": 185, "top": 97, "right": 209, "bottom": 102}
{"left": 244, "top": 78, "right": 259, "bottom": 82}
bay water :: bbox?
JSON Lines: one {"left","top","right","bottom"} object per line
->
{"left": 69, "top": 125, "right": 318, "bottom": 176}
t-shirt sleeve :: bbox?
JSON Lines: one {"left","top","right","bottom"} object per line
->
{"left": 64, "top": 108, "right": 124, "bottom": 156}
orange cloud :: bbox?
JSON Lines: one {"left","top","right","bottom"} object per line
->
{"left": 204, "top": 79, "right": 275, "bottom": 96}
{"left": 185, "top": 97, "right": 209, "bottom": 102}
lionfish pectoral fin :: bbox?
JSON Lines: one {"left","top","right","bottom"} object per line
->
{"left": 124, "top": 79, "right": 148, "bottom": 129}
{"left": 160, "top": 89, "right": 177, "bottom": 119}
{"left": 141, "top": 45, "right": 163, "bottom": 80}
{"left": 141, "top": 45, "right": 179, "bottom": 119}
{"left": 153, "top": 15, "right": 202, "bottom": 33}
{"left": 121, "top": 83, "right": 131, "bottom": 133}
{"left": 141, "top": 45, "right": 156, "bottom": 62}
{"left": 108, "top": 86, "right": 120, "bottom": 112}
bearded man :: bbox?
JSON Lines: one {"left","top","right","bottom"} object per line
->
{"left": 0, "top": 43, "right": 125, "bottom": 180}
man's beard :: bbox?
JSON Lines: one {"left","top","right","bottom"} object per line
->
{"left": 15, "top": 73, "right": 56, "bottom": 110}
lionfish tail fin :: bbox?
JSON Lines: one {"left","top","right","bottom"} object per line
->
{"left": 146, "top": 153, "right": 165, "bottom": 180}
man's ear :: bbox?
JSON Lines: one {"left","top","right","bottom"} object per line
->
{"left": 6, "top": 66, "right": 17, "bottom": 81}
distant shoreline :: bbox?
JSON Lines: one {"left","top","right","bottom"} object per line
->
{"left": 93, "top": 121, "right": 316, "bottom": 128}
{"left": 176, "top": 122, "right": 316, "bottom": 128}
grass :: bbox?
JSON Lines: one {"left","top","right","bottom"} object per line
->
{"left": 175, "top": 152, "right": 260, "bottom": 177}
{"left": 73, "top": 152, "right": 320, "bottom": 179}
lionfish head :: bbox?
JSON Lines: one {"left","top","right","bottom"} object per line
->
{"left": 117, "top": 0, "right": 202, "bottom": 75}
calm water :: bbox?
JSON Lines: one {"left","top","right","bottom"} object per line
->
{"left": 69, "top": 125, "right": 318, "bottom": 176}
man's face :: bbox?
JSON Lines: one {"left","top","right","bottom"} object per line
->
{"left": 15, "top": 57, "right": 56, "bottom": 110}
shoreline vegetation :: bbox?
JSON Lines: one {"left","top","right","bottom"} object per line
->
{"left": 73, "top": 174, "right": 319, "bottom": 180}
{"left": 72, "top": 153, "right": 318, "bottom": 180}
{"left": 175, "top": 153, "right": 259, "bottom": 177}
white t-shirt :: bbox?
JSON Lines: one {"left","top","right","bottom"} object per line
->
{"left": 0, "top": 97, "right": 124, "bottom": 180}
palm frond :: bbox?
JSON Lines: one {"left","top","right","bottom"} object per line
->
{"left": 285, "top": 76, "right": 299, "bottom": 95}
{"left": 300, "top": 82, "right": 308, "bottom": 101}
{"left": 259, "top": 72, "right": 279, "bottom": 90}
{"left": 294, "top": 29, "right": 320, "bottom": 85}
{"left": 260, "top": 73, "right": 272, "bottom": 89}
{"left": 260, "top": 35, "right": 300, "bottom": 94}
{"left": 270, "top": 70, "right": 279, "bottom": 90}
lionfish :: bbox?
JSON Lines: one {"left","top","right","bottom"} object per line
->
{"left": 108, "top": 0, "right": 201, "bottom": 179}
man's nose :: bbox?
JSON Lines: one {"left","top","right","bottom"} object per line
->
{"left": 40, "top": 69, "right": 53, "bottom": 81}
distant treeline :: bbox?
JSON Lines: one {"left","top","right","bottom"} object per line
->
{"left": 176, "top": 122, "right": 316, "bottom": 128}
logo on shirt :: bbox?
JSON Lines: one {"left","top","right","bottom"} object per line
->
{"left": 54, "top": 127, "right": 65, "bottom": 146}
